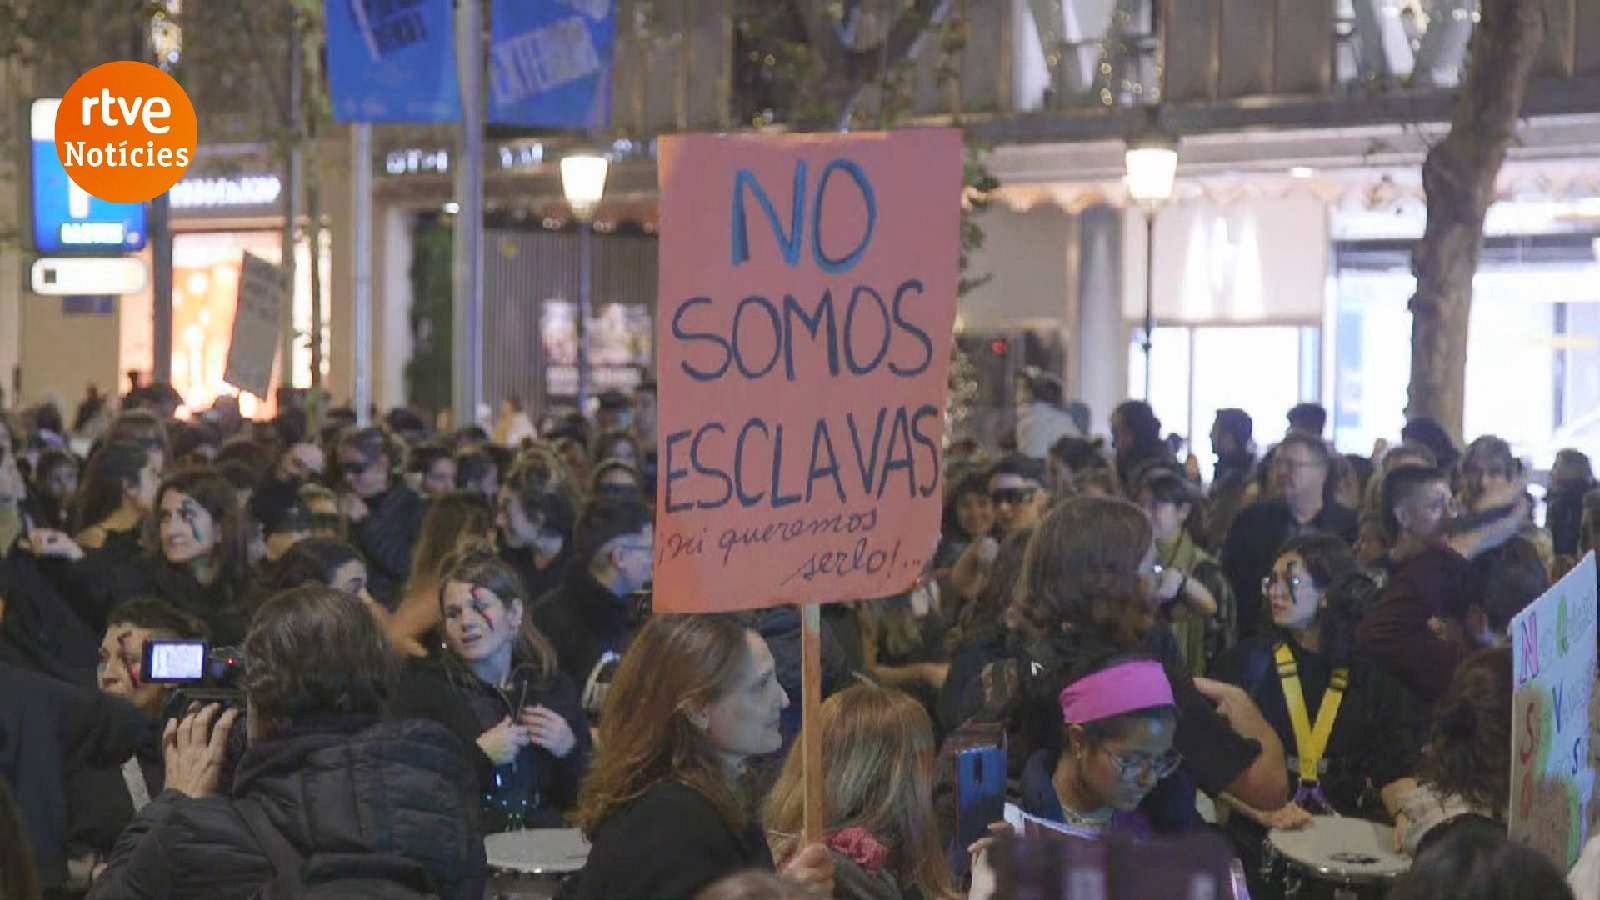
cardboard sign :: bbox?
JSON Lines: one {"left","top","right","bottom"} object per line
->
{"left": 223, "top": 252, "right": 287, "bottom": 400}
{"left": 1509, "top": 551, "right": 1598, "bottom": 869}
{"left": 653, "top": 130, "right": 962, "bottom": 613}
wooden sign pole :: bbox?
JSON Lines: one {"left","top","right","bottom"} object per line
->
{"left": 800, "top": 602, "right": 825, "bottom": 845}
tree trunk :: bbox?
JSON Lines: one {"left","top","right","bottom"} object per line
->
{"left": 1406, "top": 0, "right": 1543, "bottom": 441}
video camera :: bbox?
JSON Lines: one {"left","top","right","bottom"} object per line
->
{"left": 143, "top": 639, "right": 250, "bottom": 773}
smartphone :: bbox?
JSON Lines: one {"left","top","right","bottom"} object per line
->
{"left": 142, "top": 639, "right": 209, "bottom": 683}
{"left": 956, "top": 744, "right": 1007, "bottom": 855}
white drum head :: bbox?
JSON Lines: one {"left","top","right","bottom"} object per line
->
{"left": 485, "top": 828, "right": 592, "bottom": 875}
{"left": 1268, "top": 816, "right": 1408, "bottom": 883}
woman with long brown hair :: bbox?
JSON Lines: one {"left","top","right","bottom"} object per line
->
{"left": 766, "top": 683, "right": 956, "bottom": 900}
{"left": 138, "top": 470, "right": 253, "bottom": 645}
{"left": 998, "top": 495, "right": 1287, "bottom": 830}
{"left": 390, "top": 546, "right": 589, "bottom": 830}
{"left": 386, "top": 492, "right": 495, "bottom": 656}
{"left": 568, "top": 614, "right": 832, "bottom": 900}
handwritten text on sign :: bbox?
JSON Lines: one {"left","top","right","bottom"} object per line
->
{"left": 653, "top": 130, "right": 961, "bottom": 613}
{"left": 1509, "top": 551, "right": 1597, "bottom": 870}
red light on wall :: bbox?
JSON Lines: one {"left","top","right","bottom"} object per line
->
{"left": 990, "top": 338, "right": 1008, "bottom": 355}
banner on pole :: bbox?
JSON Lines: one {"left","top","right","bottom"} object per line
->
{"left": 653, "top": 129, "right": 963, "bottom": 613}
{"left": 488, "top": 0, "right": 614, "bottom": 129}
{"left": 223, "top": 252, "right": 288, "bottom": 400}
{"left": 325, "top": 0, "right": 462, "bottom": 123}
{"left": 1509, "top": 551, "right": 1598, "bottom": 869}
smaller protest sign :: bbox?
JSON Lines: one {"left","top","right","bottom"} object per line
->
{"left": 488, "top": 0, "right": 614, "bottom": 128}
{"left": 223, "top": 253, "right": 287, "bottom": 400}
{"left": 1509, "top": 551, "right": 1597, "bottom": 870}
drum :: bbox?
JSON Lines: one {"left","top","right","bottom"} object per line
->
{"left": 485, "top": 828, "right": 591, "bottom": 900}
{"left": 1262, "top": 816, "right": 1409, "bottom": 900}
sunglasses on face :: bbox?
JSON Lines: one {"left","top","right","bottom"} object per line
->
{"left": 990, "top": 487, "right": 1039, "bottom": 506}
{"left": 340, "top": 457, "right": 378, "bottom": 476}
{"left": 1261, "top": 572, "right": 1305, "bottom": 595}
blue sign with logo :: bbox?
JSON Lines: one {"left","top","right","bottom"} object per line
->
{"left": 29, "top": 100, "right": 146, "bottom": 254}
{"left": 489, "top": 0, "right": 614, "bottom": 129}
{"left": 326, "top": 0, "right": 462, "bottom": 123}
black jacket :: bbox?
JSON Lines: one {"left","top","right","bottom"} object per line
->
{"left": 564, "top": 781, "right": 774, "bottom": 900}
{"left": 1221, "top": 499, "right": 1359, "bottom": 640}
{"left": 350, "top": 484, "right": 427, "bottom": 610}
{"left": 65, "top": 714, "right": 165, "bottom": 862}
{"left": 0, "top": 542, "right": 100, "bottom": 685}
{"left": 529, "top": 568, "right": 639, "bottom": 692}
{"left": 390, "top": 652, "right": 591, "bottom": 828}
{"left": 86, "top": 717, "right": 488, "bottom": 900}
{"left": 0, "top": 662, "right": 149, "bottom": 889}
{"left": 53, "top": 527, "right": 149, "bottom": 635}
{"left": 502, "top": 544, "right": 572, "bottom": 607}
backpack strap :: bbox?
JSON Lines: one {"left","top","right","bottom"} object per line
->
{"left": 235, "top": 798, "right": 304, "bottom": 897}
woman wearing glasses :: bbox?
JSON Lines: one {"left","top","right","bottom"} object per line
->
{"left": 1017, "top": 654, "right": 1180, "bottom": 839}
{"left": 1212, "top": 534, "right": 1427, "bottom": 899}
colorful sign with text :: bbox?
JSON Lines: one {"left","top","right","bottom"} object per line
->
{"left": 1509, "top": 551, "right": 1597, "bottom": 869}
{"left": 653, "top": 130, "right": 961, "bottom": 613}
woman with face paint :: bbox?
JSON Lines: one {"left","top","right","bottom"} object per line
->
{"left": 1212, "top": 534, "right": 1428, "bottom": 899}
{"left": 567, "top": 615, "right": 834, "bottom": 900}
{"left": 335, "top": 427, "right": 428, "bottom": 609}
{"left": 387, "top": 493, "right": 496, "bottom": 657}
{"left": 390, "top": 547, "right": 590, "bottom": 831}
{"left": 496, "top": 452, "right": 581, "bottom": 603}
{"left": 27, "top": 449, "right": 79, "bottom": 531}
{"left": 140, "top": 471, "right": 253, "bottom": 647}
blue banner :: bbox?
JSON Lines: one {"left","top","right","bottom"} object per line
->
{"left": 326, "top": 0, "right": 462, "bottom": 123}
{"left": 488, "top": 0, "right": 615, "bottom": 129}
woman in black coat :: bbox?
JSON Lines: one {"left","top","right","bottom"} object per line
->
{"left": 565, "top": 615, "right": 833, "bottom": 900}
{"left": 390, "top": 547, "right": 590, "bottom": 830}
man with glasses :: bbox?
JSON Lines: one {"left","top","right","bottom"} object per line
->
{"left": 1221, "top": 434, "right": 1357, "bottom": 641}
{"left": 529, "top": 497, "right": 653, "bottom": 718}
{"left": 335, "top": 427, "right": 426, "bottom": 610}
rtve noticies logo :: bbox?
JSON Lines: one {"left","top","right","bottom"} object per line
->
{"left": 56, "top": 60, "right": 197, "bottom": 204}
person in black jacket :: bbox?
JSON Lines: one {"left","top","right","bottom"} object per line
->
{"left": 529, "top": 497, "right": 652, "bottom": 714}
{"left": 141, "top": 470, "right": 253, "bottom": 646}
{"left": 0, "top": 660, "right": 148, "bottom": 894}
{"left": 336, "top": 427, "right": 426, "bottom": 609}
{"left": 63, "top": 598, "right": 208, "bottom": 889}
{"left": 497, "top": 451, "right": 581, "bottom": 604}
{"left": 1222, "top": 434, "right": 1358, "bottom": 642}
{"left": 566, "top": 614, "right": 832, "bottom": 900}
{"left": 87, "top": 585, "right": 487, "bottom": 900}
{"left": 390, "top": 548, "right": 589, "bottom": 830}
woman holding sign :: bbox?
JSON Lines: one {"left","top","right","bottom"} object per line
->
{"left": 567, "top": 615, "right": 833, "bottom": 900}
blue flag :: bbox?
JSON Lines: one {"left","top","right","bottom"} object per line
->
{"left": 488, "top": 0, "right": 615, "bottom": 129}
{"left": 326, "top": 0, "right": 462, "bottom": 122}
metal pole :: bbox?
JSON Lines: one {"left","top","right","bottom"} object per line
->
{"left": 452, "top": 0, "right": 485, "bottom": 430}
{"left": 282, "top": 23, "right": 304, "bottom": 398}
{"left": 1142, "top": 206, "right": 1155, "bottom": 401}
{"left": 151, "top": 194, "right": 173, "bottom": 385}
{"left": 577, "top": 225, "right": 593, "bottom": 414}
{"left": 352, "top": 123, "right": 373, "bottom": 426}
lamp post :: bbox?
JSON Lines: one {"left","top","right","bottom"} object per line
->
{"left": 561, "top": 153, "right": 609, "bottom": 416}
{"left": 1124, "top": 128, "right": 1177, "bottom": 402}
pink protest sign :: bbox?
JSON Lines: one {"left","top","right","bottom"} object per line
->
{"left": 653, "top": 129, "right": 962, "bottom": 613}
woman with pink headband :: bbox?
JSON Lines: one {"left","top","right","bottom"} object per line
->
{"left": 1016, "top": 655, "right": 1179, "bottom": 838}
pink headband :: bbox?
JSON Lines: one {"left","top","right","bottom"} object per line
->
{"left": 1058, "top": 660, "right": 1175, "bottom": 725}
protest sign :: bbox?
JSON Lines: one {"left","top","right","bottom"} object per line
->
{"left": 325, "top": 0, "right": 462, "bottom": 122}
{"left": 223, "top": 253, "right": 288, "bottom": 400}
{"left": 1509, "top": 551, "right": 1597, "bottom": 869}
{"left": 488, "top": 0, "right": 614, "bottom": 128}
{"left": 653, "top": 129, "right": 962, "bottom": 614}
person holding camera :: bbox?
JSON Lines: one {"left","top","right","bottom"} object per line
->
{"left": 390, "top": 547, "right": 590, "bottom": 831}
{"left": 87, "top": 586, "right": 487, "bottom": 900}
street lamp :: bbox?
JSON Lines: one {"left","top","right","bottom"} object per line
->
{"left": 561, "top": 152, "right": 609, "bottom": 415}
{"left": 1124, "top": 123, "right": 1177, "bottom": 402}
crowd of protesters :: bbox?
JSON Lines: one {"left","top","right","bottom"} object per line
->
{"left": 0, "top": 371, "right": 1594, "bottom": 900}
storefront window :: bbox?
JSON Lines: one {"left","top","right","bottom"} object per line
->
{"left": 1130, "top": 325, "right": 1319, "bottom": 480}
{"left": 1331, "top": 235, "right": 1600, "bottom": 469}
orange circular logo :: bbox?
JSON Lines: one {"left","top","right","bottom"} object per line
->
{"left": 56, "top": 61, "right": 196, "bottom": 204}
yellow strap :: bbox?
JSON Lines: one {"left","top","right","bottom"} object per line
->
{"left": 1273, "top": 643, "right": 1348, "bottom": 784}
